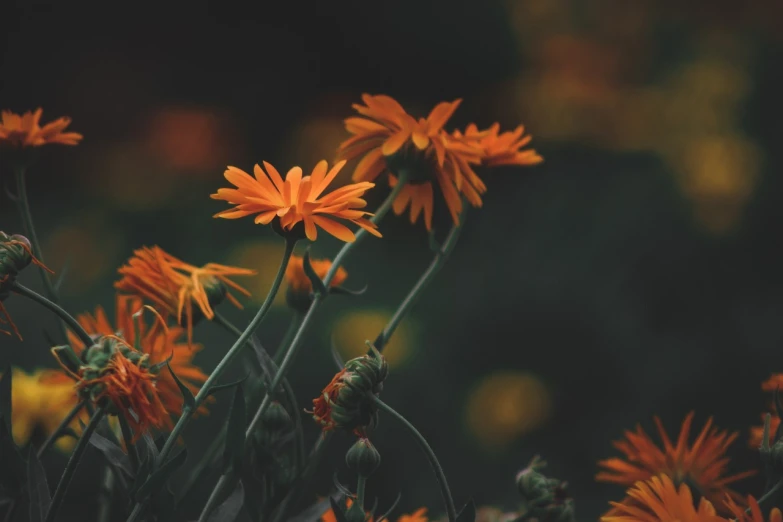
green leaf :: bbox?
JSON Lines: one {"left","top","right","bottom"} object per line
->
{"left": 167, "top": 363, "right": 196, "bottom": 411}
{"left": 302, "top": 249, "right": 327, "bottom": 296}
{"left": 26, "top": 448, "right": 51, "bottom": 522}
{"left": 224, "top": 386, "right": 246, "bottom": 475}
{"left": 329, "top": 284, "right": 368, "bottom": 297}
{"left": 0, "top": 413, "right": 25, "bottom": 494}
{"left": 248, "top": 334, "right": 276, "bottom": 390}
{"left": 88, "top": 431, "right": 133, "bottom": 477}
{"left": 205, "top": 480, "right": 244, "bottom": 522}
{"left": 456, "top": 499, "right": 476, "bottom": 522}
{"left": 134, "top": 448, "right": 188, "bottom": 502}
{"left": 0, "top": 365, "right": 11, "bottom": 433}
{"left": 139, "top": 433, "right": 160, "bottom": 464}
{"left": 207, "top": 376, "right": 248, "bottom": 398}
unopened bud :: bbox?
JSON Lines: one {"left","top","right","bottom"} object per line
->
{"left": 345, "top": 438, "right": 381, "bottom": 477}
{"left": 261, "top": 401, "right": 293, "bottom": 433}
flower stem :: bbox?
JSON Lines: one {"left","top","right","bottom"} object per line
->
{"left": 370, "top": 395, "right": 457, "bottom": 522}
{"left": 356, "top": 475, "right": 367, "bottom": 511}
{"left": 125, "top": 237, "right": 296, "bottom": 522}
{"left": 119, "top": 416, "right": 140, "bottom": 472}
{"left": 12, "top": 282, "right": 93, "bottom": 349}
{"left": 36, "top": 401, "right": 85, "bottom": 459}
{"left": 375, "top": 214, "right": 465, "bottom": 351}
{"left": 45, "top": 406, "right": 105, "bottom": 522}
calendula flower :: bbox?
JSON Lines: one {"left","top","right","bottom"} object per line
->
{"left": 310, "top": 347, "right": 387, "bottom": 435}
{"left": 601, "top": 475, "right": 725, "bottom": 522}
{"left": 725, "top": 494, "right": 783, "bottom": 522}
{"left": 59, "top": 294, "right": 208, "bottom": 436}
{"left": 597, "top": 412, "right": 754, "bottom": 512}
{"left": 0, "top": 108, "right": 82, "bottom": 147}
{"left": 285, "top": 255, "right": 348, "bottom": 312}
{"left": 0, "top": 232, "right": 53, "bottom": 340}
{"left": 4, "top": 367, "right": 80, "bottom": 452}
{"left": 338, "top": 94, "right": 485, "bottom": 230}
{"left": 115, "top": 245, "right": 255, "bottom": 346}
{"left": 452, "top": 123, "right": 543, "bottom": 167}
{"left": 211, "top": 159, "right": 381, "bottom": 242}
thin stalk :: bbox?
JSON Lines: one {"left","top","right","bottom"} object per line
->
{"left": 371, "top": 396, "right": 457, "bottom": 522}
{"left": 125, "top": 238, "right": 296, "bottom": 522}
{"left": 11, "top": 282, "right": 93, "bottom": 349}
{"left": 96, "top": 467, "right": 114, "bottom": 522}
{"left": 213, "top": 310, "right": 263, "bottom": 375}
{"left": 36, "top": 401, "right": 85, "bottom": 458}
{"left": 751, "top": 478, "right": 783, "bottom": 514}
{"left": 45, "top": 407, "right": 105, "bottom": 522}
{"left": 356, "top": 476, "right": 367, "bottom": 511}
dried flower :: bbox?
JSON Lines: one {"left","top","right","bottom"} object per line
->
{"left": 0, "top": 108, "right": 82, "bottom": 148}
{"left": 338, "top": 94, "right": 485, "bottom": 230}
{"left": 452, "top": 123, "right": 543, "bottom": 167}
{"left": 115, "top": 245, "right": 255, "bottom": 346}
{"left": 285, "top": 254, "right": 348, "bottom": 312}
{"left": 211, "top": 159, "right": 381, "bottom": 242}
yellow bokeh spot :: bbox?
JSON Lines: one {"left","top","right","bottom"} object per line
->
{"left": 331, "top": 310, "right": 416, "bottom": 369}
{"left": 281, "top": 117, "right": 353, "bottom": 186}
{"left": 225, "top": 240, "right": 288, "bottom": 307}
{"left": 465, "top": 371, "right": 552, "bottom": 449}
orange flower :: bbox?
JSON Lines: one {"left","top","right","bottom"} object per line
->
{"left": 211, "top": 159, "right": 381, "bottom": 243}
{"left": 601, "top": 475, "right": 725, "bottom": 522}
{"left": 725, "top": 494, "right": 783, "bottom": 522}
{"left": 311, "top": 368, "right": 347, "bottom": 432}
{"left": 285, "top": 255, "right": 348, "bottom": 294}
{"left": 338, "top": 94, "right": 486, "bottom": 231}
{"left": 0, "top": 108, "right": 82, "bottom": 147}
{"left": 65, "top": 294, "right": 208, "bottom": 430}
{"left": 115, "top": 245, "right": 255, "bottom": 346}
{"left": 596, "top": 412, "right": 754, "bottom": 511}
{"left": 320, "top": 499, "right": 428, "bottom": 522}
{"left": 0, "top": 277, "right": 20, "bottom": 339}
{"left": 453, "top": 123, "right": 543, "bottom": 167}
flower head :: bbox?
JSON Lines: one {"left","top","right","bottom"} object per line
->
{"left": 211, "top": 159, "right": 381, "bottom": 242}
{"left": 597, "top": 412, "right": 754, "bottom": 512}
{"left": 285, "top": 255, "right": 347, "bottom": 312}
{"left": 601, "top": 475, "right": 725, "bottom": 522}
{"left": 725, "top": 494, "right": 783, "bottom": 522}
{"left": 115, "top": 246, "right": 255, "bottom": 346}
{"left": 453, "top": 123, "right": 543, "bottom": 167}
{"left": 0, "top": 108, "right": 82, "bottom": 147}
{"left": 338, "top": 94, "right": 485, "bottom": 230}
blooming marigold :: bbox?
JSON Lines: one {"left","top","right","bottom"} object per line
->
{"left": 601, "top": 475, "right": 725, "bottom": 522}
{"left": 597, "top": 412, "right": 754, "bottom": 513}
{"left": 725, "top": 494, "right": 783, "bottom": 522}
{"left": 338, "top": 94, "right": 486, "bottom": 231}
{"left": 0, "top": 108, "right": 82, "bottom": 147}
{"left": 452, "top": 123, "right": 543, "bottom": 167}
{"left": 285, "top": 254, "right": 348, "bottom": 312}
{"left": 60, "top": 294, "right": 208, "bottom": 435}
{"left": 211, "top": 159, "right": 381, "bottom": 242}
{"left": 115, "top": 245, "right": 255, "bottom": 346}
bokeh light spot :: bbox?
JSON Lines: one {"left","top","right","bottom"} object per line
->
{"left": 332, "top": 309, "right": 416, "bottom": 369}
{"left": 225, "top": 240, "right": 288, "bottom": 307}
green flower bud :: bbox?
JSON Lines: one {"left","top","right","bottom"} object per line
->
{"left": 345, "top": 438, "right": 381, "bottom": 478}
{"left": 261, "top": 400, "right": 293, "bottom": 433}
{"left": 515, "top": 456, "right": 575, "bottom": 522}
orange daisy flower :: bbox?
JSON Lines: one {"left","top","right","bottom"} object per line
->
{"left": 0, "top": 108, "right": 82, "bottom": 147}
{"left": 452, "top": 123, "right": 543, "bottom": 167}
{"left": 601, "top": 475, "right": 725, "bottom": 522}
{"left": 115, "top": 245, "right": 255, "bottom": 346}
{"left": 596, "top": 412, "right": 754, "bottom": 510}
{"left": 211, "top": 159, "right": 381, "bottom": 243}
{"left": 725, "top": 494, "right": 783, "bottom": 522}
{"left": 338, "top": 94, "right": 486, "bottom": 231}
{"left": 63, "top": 294, "right": 208, "bottom": 432}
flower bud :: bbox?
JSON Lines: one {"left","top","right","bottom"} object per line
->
{"left": 345, "top": 438, "right": 381, "bottom": 477}
{"left": 515, "top": 456, "right": 575, "bottom": 522}
{"left": 261, "top": 400, "right": 293, "bottom": 433}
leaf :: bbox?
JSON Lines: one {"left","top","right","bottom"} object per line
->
{"left": 88, "top": 431, "right": 134, "bottom": 477}
{"left": 26, "top": 448, "right": 51, "bottom": 522}
{"left": 302, "top": 249, "right": 327, "bottom": 296}
{"left": 205, "top": 480, "right": 244, "bottom": 522}
{"left": 224, "top": 386, "right": 246, "bottom": 475}
{"left": 329, "top": 284, "right": 368, "bottom": 297}
{"left": 139, "top": 433, "right": 160, "bottom": 464}
{"left": 287, "top": 495, "right": 338, "bottom": 522}
{"left": 248, "top": 334, "right": 277, "bottom": 389}
{"left": 207, "top": 376, "right": 248, "bottom": 398}
{"left": 167, "top": 363, "right": 196, "bottom": 411}
{"left": 134, "top": 448, "right": 188, "bottom": 502}
{"left": 456, "top": 499, "right": 477, "bottom": 522}
{"left": 0, "top": 365, "right": 11, "bottom": 433}
{"left": 0, "top": 413, "right": 25, "bottom": 494}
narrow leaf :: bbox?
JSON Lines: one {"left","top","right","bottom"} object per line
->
{"left": 248, "top": 334, "right": 276, "bottom": 389}
{"left": 205, "top": 480, "right": 244, "bottom": 522}
{"left": 88, "top": 431, "right": 134, "bottom": 477}
{"left": 26, "top": 448, "right": 51, "bottom": 522}
{"left": 134, "top": 448, "right": 188, "bottom": 502}
{"left": 167, "top": 363, "right": 196, "bottom": 410}
{"left": 147, "top": 353, "right": 173, "bottom": 375}
{"left": 329, "top": 284, "right": 368, "bottom": 297}
{"left": 303, "top": 249, "right": 327, "bottom": 296}
{"left": 0, "top": 413, "right": 25, "bottom": 493}
{"left": 0, "top": 365, "right": 11, "bottom": 433}
{"left": 139, "top": 433, "right": 160, "bottom": 463}
{"left": 224, "top": 386, "right": 246, "bottom": 475}
{"left": 206, "top": 377, "right": 248, "bottom": 398}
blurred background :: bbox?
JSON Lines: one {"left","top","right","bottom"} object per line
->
{"left": 2, "top": 0, "right": 783, "bottom": 519}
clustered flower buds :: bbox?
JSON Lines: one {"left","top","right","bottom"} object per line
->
{"left": 310, "top": 346, "right": 388, "bottom": 435}
{"left": 515, "top": 456, "right": 575, "bottom": 522}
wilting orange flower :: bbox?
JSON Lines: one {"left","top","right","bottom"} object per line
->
{"left": 0, "top": 276, "right": 19, "bottom": 339}
{"left": 285, "top": 255, "right": 348, "bottom": 294}
{"left": 115, "top": 245, "right": 255, "bottom": 346}
{"left": 65, "top": 294, "right": 209, "bottom": 429}
{"left": 750, "top": 412, "right": 779, "bottom": 448}
{"left": 212, "top": 159, "right": 381, "bottom": 243}
{"left": 453, "top": 123, "right": 543, "bottom": 167}
{"left": 601, "top": 475, "right": 725, "bottom": 522}
{"left": 338, "top": 94, "right": 486, "bottom": 231}
{"left": 0, "top": 108, "right": 82, "bottom": 147}
{"left": 597, "top": 412, "right": 754, "bottom": 510}
{"left": 726, "top": 494, "right": 783, "bottom": 522}
{"left": 311, "top": 368, "right": 347, "bottom": 432}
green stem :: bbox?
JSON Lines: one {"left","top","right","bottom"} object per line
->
{"left": 371, "top": 396, "right": 457, "bottom": 522}
{"left": 213, "top": 310, "right": 263, "bottom": 376}
{"left": 751, "top": 478, "right": 783, "bottom": 515}
{"left": 119, "top": 416, "right": 140, "bottom": 472}
{"left": 375, "top": 215, "right": 465, "bottom": 351}
{"left": 12, "top": 282, "right": 94, "bottom": 349}
{"left": 125, "top": 237, "right": 296, "bottom": 522}
{"left": 274, "top": 312, "right": 302, "bottom": 365}
{"left": 36, "top": 401, "right": 85, "bottom": 458}
{"left": 96, "top": 466, "right": 115, "bottom": 522}
{"left": 45, "top": 407, "right": 105, "bottom": 522}
{"left": 356, "top": 476, "right": 367, "bottom": 510}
